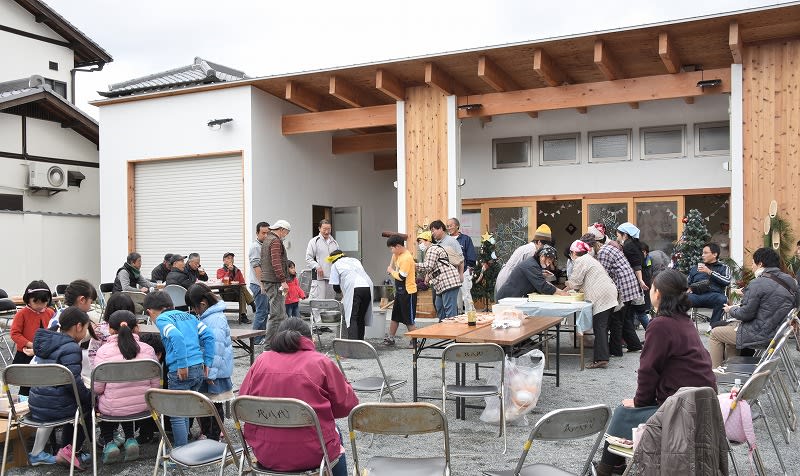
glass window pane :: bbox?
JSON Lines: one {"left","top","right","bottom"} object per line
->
{"left": 493, "top": 137, "right": 531, "bottom": 168}
{"left": 460, "top": 209, "right": 482, "bottom": 248}
{"left": 644, "top": 129, "right": 683, "bottom": 155}
{"left": 489, "top": 206, "right": 529, "bottom": 265}
{"left": 592, "top": 134, "right": 628, "bottom": 159}
{"left": 586, "top": 202, "right": 628, "bottom": 237}
{"left": 635, "top": 201, "right": 679, "bottom": 255}
{"left": 542, "top": 137, "right": 577, "bottom": 162}
{"left": 698, "top": 126, "right": 730, "bottom": 152}
{"left": 685, "top": 194, "right": 731, "bottom": 258}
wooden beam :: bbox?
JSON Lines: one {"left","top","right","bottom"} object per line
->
{"left": 456, "top": 68, "right": 731, "bottom": 118}
{"left": 477, "top": 55, "right": 520, "bottom": 92}
{"left": 425, "top": 62, "right": 467, "bottom": 96}
{"left": 332, "top": 132, "right": 397, "bottom": 154}
{"left": 329, "top": 76, "right": 365, "bottom": 108}
{"left": 282, "top": 104, "right": 396, "bottom": 135}
{"left": 373, "top": 153, "right": 396, "bottom": 171}
{"left": 375, "top": 69, "right": 405, "bottom": 101}
{"left": 729, "top": 21, "right": 743, "bottom": 64}
{"left": 285, "top": 80, "right": 322, "bottom": 112}
{"left": 533, "top": 48, "right": 568, "bottom": 86}
{"left": 594, "top": 40, "right": 638, "bottom": 109}
{"left": 658, "top": 32, "right": 681, "bottom": 74}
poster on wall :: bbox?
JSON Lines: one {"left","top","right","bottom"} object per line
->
{"left": 460, "top": 212, "right": 481, "bottom": 246}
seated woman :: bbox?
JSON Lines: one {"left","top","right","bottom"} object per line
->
{"left": 496, "top": 245, "right": 568, "bottom": 300}
{"left": 564, "top": 240, "right": 618, "bottom": 369}
{"left": 239, "top": 318, "right": 358, "bottom": 476}
{"left": 595, "top": 269, "right": 717, "bottom": 476}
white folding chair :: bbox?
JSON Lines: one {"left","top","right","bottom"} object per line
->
{"left": 332, "top": 338, "right": 406, "bottom": 403}
{"left": 90, "top": 359, "right": 162, "bottom": 476}
{"left": 162, "top": 285, "right": 188, "bottom": 309}
{"left": 1, "top": 364, "right": 92, "bottom": 476}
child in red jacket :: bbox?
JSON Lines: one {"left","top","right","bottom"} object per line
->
{"left": 285, "top": 261, "right": 305, "bottom": 317}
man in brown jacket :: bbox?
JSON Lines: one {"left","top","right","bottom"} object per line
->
{"left": 260, "top": 220, "right": 291, "bottom": 345}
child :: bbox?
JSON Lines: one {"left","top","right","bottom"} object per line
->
{"left": 185, "top": 283, "right": 233, "bottom": 441}
{"left": 143, "top": 291, "right": 214, "bottom": 447}
{"left": 48, "top": 279, "right": 98, "bottom": 330}
{"left": 10, "top": 281, "right": 54, "bottom": 396}
{"left": 285, "top": 261, "right": 305, "bottom": 317}
{"left": 93, "top": 310, "right": 160, "bottom": 464}
{"left": 88, "top": 293, "right": 136, "bottom": 366}
{"left": 384, "top": 235, "right": 418, "bottom": 346}
{"left": 28, "top": 307, "right": 95, "bottom": 471}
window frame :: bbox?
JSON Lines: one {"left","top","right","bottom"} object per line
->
{"left": 694, "top": 121, "right": 730, "bottom": 157}
{"left": 588, "top": 129, "right": 632, "bottom": 163}
{"left": 538, "top": 132, "right": 580, "bottom": 166}
{"left": 640, "top": 125, "right": 686, "bottom": 160}
{"left": 44, "top": 78, "right": 67, "bottom": 99}
{"left": 492, "top": 136, "right": 532, "bottom": 169}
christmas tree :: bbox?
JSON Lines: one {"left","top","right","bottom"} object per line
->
{"left": 674, "top": 208, "right": 710, "bottom": 274}
{"left": 471, "top": 232, "right": 501, "bottom": 310}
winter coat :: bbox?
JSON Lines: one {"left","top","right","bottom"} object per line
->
{"left": 239, "top": 336, "right": 358, "bottom": 472}
{"left": 285, "top": 277, "right": 306, "bottom": 305}
{"left": 729, "top": 267, "right": 797, "bottom": 349}
{"left": 198, "top": 300, "right": 233, "bottom": 380}
{"left": 495, "top": 256, "right": 556, "bottom": 301}
{"left": 630, "top": 386, "right": 728, "bottom": 476}
{"left": 10, "top": 306, "right": 54, "bottom": 352}
{"left": 565, "top": 254, "right": 618, "bottom": 315}
{"left": 28, "top": 329, "right": 91, "bottom": 422}
{"left": 165, "top": 267, "right": 195, "bottom": 289}
{"left": 92, "top": 335, "right": 160, "bottom": 416}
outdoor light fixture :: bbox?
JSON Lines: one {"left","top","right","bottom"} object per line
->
{"left": 207, "top": 118, "right": 233, "bottom": 130}
{"left": 697, "top": 79, "right": 722, "bottom": 88}
{"left": 457, "top": 103, "right": 482, "bottom": 111}
{"left": 457, "top": 178, "right": 466, "bottom": 187}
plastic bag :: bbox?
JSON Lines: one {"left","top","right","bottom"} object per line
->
{"left": 480, "top": 349, "right": 544, "bottom": 426}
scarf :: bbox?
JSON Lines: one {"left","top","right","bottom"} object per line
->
{"left": 124, "top": 262, "right": 141, "bottom": 280}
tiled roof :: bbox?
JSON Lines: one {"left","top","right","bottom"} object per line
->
{"left": 100, "top": 57, "right": 247, "bottom": 98}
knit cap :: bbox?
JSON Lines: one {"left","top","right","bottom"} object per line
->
{"left": 533, "top": 224, "right": 552, "bottom": 241}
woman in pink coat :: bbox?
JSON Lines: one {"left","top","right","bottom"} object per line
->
{"left": 92, "top": 310, "right": 160, "bottom": 464}
{"left": 240, "top": 318, "right": 358, "bottom": 476}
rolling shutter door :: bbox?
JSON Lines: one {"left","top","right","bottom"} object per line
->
{"left": 134, "top": 154, "right": 245, "bottom": 278}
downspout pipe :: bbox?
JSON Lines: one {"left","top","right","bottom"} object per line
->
{"left": 70, "top": 61, "right": 105, "bottom": 104}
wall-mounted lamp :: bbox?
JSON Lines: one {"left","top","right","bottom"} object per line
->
{"left": 697, "top": 79, "right": 722, "bottom": 89}
{"left": 457, "top": 103, "right": 482, "bottom": 111}
{"left": 207, "top": 118, "right": 233, "bottom": 130}
{"left": 393, "top": 180, "right": 398, "bottom": 189}
{"left": 457, "top": 178, "right": 466, "bottom": 187}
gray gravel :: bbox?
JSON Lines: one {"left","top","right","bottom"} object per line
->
{"left": 8, "top": 316, "right": 800, "bottom": 475}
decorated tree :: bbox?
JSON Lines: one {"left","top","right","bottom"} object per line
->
{"left": 673, "top": 208, "right": 710, "bottom": 274}
{"left": 472, "top": 232, "right": 501, "bottom": 310}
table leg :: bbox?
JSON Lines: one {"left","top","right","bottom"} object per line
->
{"left": 556, "top": 323, "right": 561, "bottom": 387}
{"left": 412, "top": 338, "right": 423, "bottom": 402}
{"left": 580, "top": 329, "right": 585, "bottom": 371}
{"left": 248, "top": 338, "right": 255, "bottom": 366}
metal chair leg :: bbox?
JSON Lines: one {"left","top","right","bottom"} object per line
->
{"left": 755, "top": 401, "right": 786, "bottom": 474}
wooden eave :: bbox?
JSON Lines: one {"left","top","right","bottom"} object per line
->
{"left": 1, "top": 91, "right": 99, "bottom": 144}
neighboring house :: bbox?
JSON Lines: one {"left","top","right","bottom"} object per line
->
{"left": 0, "top": 0, "right": 111, "bottom": 294}
{"left": 95, "top": 4, "right": 799, "bottom": 287}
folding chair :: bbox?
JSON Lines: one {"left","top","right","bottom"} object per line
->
{"left": 90, "top": 359, "right": 162, "bottom": 476}
{"left": 298, "top": 269, "right": 312, "bottom": 318}
{"left": 349, "top": 402, "right": 450, "bottom": 475}
{"left": 442, "top": 342, "right": 507, "bottom": 454}
{"left": 0, "top": 314, "right": 14, "bottom": 365}
{"left": 482, "top": 404, "right": 611, "bottom": 476}
{"left": 122, "top": 291, "right": 148, "bottom": 321}
{"left": 1, "top": 364, "right": 92, "bottom": 476}
{"left": 163, "top": 285, "right": 188, "bottom": 310}
{"left": 231, "top": 396, "right": 339, "bottom": 476}
{"left": 332, "top": 338, "right": 406, "bottom": 403}
{"left": 308, "top": 299, "right": 344, "bottom": 346}
{"left": 145, "top": 389, "right": 242, "bottom": 476}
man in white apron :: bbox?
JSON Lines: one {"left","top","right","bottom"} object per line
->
{"left": 328, "top": 250, "right": 373, "bottom": 340}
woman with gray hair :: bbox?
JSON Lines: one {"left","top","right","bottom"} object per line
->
{"left": 495, "top": 245, "right": 569, "bottom": 300}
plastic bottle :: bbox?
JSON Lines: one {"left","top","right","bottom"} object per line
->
{"left": 466, "top": 298, "right": 477, "bottom": 326}
{"left": 730, "top": 378, "right": 742, "bottom": 399}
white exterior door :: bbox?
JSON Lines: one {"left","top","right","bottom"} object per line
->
{"left": 133, "top": 154, "right": 245, "bottom": 278}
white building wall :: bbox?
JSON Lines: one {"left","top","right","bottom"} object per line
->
{"left": 0, "top": 1, "right": 67, "bottom": 40}
{"left": 460, "top": 95, "right": 732, "bottom": 198}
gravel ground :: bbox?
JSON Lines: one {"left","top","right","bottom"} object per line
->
{"left": 7, "top": 315, "right": 800, "bottom": 475}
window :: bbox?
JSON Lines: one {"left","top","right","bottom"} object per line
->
{"left": 492, "top": 137, "right": 531, "bottom": 169}
{"left": 588, "top": 129, "right": 631, "bottom": 163}
{"left": 0, "top": 194, "right": 23, "bottom": 211}
{"left": 539, "top": 133, "right": 580, "bottom": 165}
{"left": 695, "top": 122, "right": 730, "bottom": 156}
{"left": 640, "top": 125, "right": 686, "bottom": 160}
{"left": 48, "top": 61, "right": 58, "bottom": 71}
{"left": 44, "top": 78, "right": 67, "bottom": 99}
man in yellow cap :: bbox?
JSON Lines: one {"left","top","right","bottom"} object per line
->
{"left": 494, "top": 224, "right": 554, "bottom": 293}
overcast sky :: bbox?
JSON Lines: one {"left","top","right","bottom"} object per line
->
{"left": 43, "top": 0, "right": 789, "bottom": 118}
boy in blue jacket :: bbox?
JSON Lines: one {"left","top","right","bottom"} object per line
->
{"left": 144, "top": 291, "right": 215, "bottom": 447}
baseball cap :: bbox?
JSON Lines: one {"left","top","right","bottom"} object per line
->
{"left": 169, "top": 254, "right": 186, "bottom": 264}
{"left": 269, "top": 219, "right": 291, "bottom": 231}
{"left": 223, "top": 252, "right": 235, "bottom": 259}
{"left": 163, "top": 253, "right": 174, "bottom": 262}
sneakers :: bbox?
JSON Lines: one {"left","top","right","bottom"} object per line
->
{"left": 382, "top": 336, "right": 396, "bottom": 346}
{"left": 239, "top": 314, "right": 252, "bottom": 324}
{"left": 28, "top": 451, "right": 57, "bottom": 466}
{"left": 102, "top": 441, "right": 121, "bottom": 464}
{"left": 123, "top": 438, "right": 140, "bottom": 462}
{"left": 56, "top": 445, "right": 90, "bottom": 471}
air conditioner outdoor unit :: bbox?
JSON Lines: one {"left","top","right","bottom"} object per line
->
{"left": 28, "top": 162, "right": 68, "bottom": 191}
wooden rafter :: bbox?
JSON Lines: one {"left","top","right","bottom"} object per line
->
{"left": 729, "top": 21, "right": 743, "bottom": 64}
{"left": 332, "top": 132, "right": 397, "bottom": 154}
{"left": 456, "top": 68, "right": 731, "bottom": 118}
{"left": 533, "top": 48, "right": 568, "bottom": 86}
{"left": 594, "top": 40, "right": 638, "bottom": 109}
{"left": 658, "top": 32, "right": 681, "bottom": 74}
{"left": 329, "top": 76, "right": 365, "bottom": 108}
{"left": 425, "top": 62, "right": 467, "bottom": 96}
{"left": 282, "top": 104, "right": 396, "bottom": 135}
{"left": 373, "top": 153, "right": 396, "bottom": 171}
{"left": 285, "top": 80, "right": 322, "bottom": 112}
{"left": 375, "top": 69, "right": 405, "bottom": 101}
{"left": 478, "top": 56, "right": 537, "bottom": 119}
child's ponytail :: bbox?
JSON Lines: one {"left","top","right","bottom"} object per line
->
{"left": 108, "top": 310, "right": 140, "bottom": 360}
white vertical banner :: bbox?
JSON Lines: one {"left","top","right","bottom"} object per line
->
{"left": 446, "top": 95, "right": 459, "bottom": 219}
{"left": 396, "top": 100, "right": 406, "bottom": 234}
{"left": 730, "top": 63, "right": 744, "bottom": 265}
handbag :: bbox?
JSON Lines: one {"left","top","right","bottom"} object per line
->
{"left": 689, "top": 279, "right": 712, "bottom": 295}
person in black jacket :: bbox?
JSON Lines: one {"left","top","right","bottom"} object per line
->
{"left": 165, "top": 254, "right": 194, "bottom": 289}
{"left": 150, "top": 253, "right": 173, "bottom": 282}
{"left": 687, "top": 243, "right": 732, "bottom": 327}
{"left": 617, "top": 223, "right": 651, "bottom": 333}
{"left": 186, "top": 253, "right": 209, "bottom": 282}
{"left": 495, "top": 245, "right": 568, "bottom": 300}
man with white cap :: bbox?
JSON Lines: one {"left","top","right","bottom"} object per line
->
{"left": 260, "top": 219, "right": 291, "bottom": 346}
{"left": 495, "top": 224, "right": 554, "bottom": 293}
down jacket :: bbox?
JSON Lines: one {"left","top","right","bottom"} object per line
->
{"left": 199, "top": 300, "right": 233, "bottom": 380}
{"left": 729, "top": 267, "right": 798, "bottom": 349}
{"left": 28, "top": 329, "right": 91, "bottom": 422}
{"left": 630, "top": 386, "right": 728, "bottom": 476}
{"left": 92, "top": 334, "right": 160, "bottom": 416}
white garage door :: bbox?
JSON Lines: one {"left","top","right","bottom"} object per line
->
{"left": 134, "top": 154, "right": 245, "bottom": 279}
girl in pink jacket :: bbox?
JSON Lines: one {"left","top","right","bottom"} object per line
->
{"left": 92, "top": 310, "right": 160, "bottom": 464}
